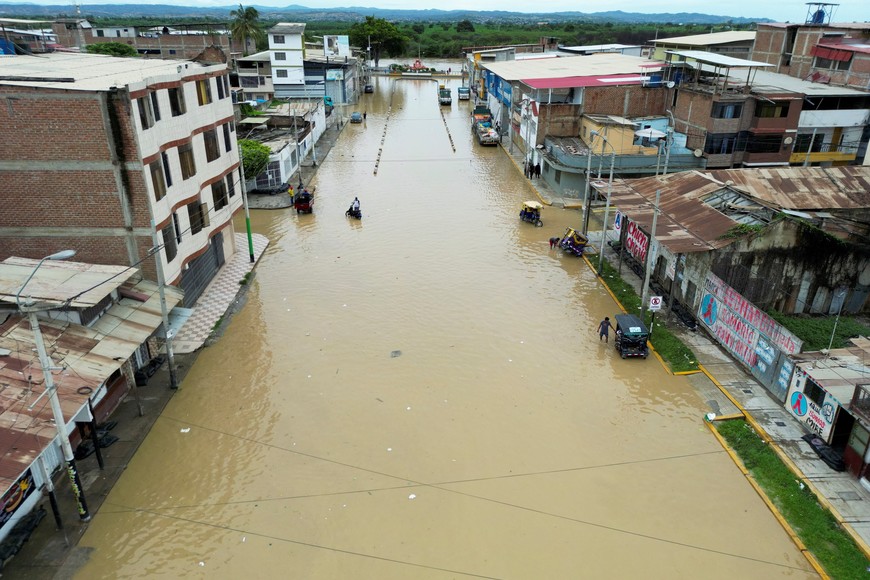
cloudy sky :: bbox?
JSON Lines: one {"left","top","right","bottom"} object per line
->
{"left": 0, "top": 0, "right": 866, "bottom": 22}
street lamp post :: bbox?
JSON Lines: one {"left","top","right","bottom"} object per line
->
{"left": 15, "top": 250, "right": 90, "bottom": 522}
{"left": 826, "top": 288, "right": 848, "bottom": 355}
{"left": 581, "top": 130, "right": 599, "bottom": 236}
{"left": 661, "top": 109, "right": 675, "bottom": 176}
{"left": 597, "top": 137, "right": 617, "bottom": 276}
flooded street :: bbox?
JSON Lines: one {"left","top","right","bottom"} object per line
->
{"left": 76, "top": 77, "right": 814, "bottom": 578}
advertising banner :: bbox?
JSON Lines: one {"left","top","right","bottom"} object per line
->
{"left": 623, "top": 218, "right": 649, "bottom": 263}
{"left": 0, "top": 469, "right": 35, "bottom": 527}
{"left": 698, "top": 272, "right": 802, "bottom": 368}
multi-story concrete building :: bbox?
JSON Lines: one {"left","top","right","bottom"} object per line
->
{"left": 52, "top": 19, "right": 249, "bottom": 61}
{"left": 0, "top": 52, "right": 243, "bottom": 306}
{"left": 268, "top": 22, "right": 306, "bottom": 98}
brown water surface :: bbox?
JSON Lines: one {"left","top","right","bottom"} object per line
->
{"left": 75, "top": 77, "right": 815, "bottom": 579}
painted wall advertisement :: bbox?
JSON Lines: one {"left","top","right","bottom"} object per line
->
{"left": 623, "top": 218, "right": 649, "bottom": 263}
{"left": 698, "top": 272, "right": 802, "bottom": 369}
{"left": 786, "top": 373, "right": 837, "bottom": 440}
{"left": 0, "top": 469, "right": 35, "bottom": 527}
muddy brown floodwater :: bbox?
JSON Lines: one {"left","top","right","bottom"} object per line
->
{"left": 75, "top": 78, "right": 816, "bottom": 579}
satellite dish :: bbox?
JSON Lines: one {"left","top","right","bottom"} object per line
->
{"left": 666, "top": 81, "right": 676, "bottom": 89}
{"left": 783, "top": 136, "right": 794, "bottom": 145}
{"left": 693, "top": 149, "right": 703, "bottom": 157}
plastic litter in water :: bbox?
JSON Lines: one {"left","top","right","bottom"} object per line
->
{"left": 406, "top": 406, "right": 411, "bottom": 411}
{"left": 390, "top": 350, "right": 402, "bottom": 358}
{"left": 180, "top": 428, "right": 191, "bottom": 433}
{"left": 387, "top": 447, "right": 392, "bottom": 452}
{"left": 199, "top": 562, "right": 205, "bottom": 567}
{"left": 408, "top": 494, "right": 416, "bottom": 500}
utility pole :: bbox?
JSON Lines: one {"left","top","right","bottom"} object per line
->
{"left": 640, "top": 189, "right": 661, "bottom": 320}
{"left": 582, "top": 131, "right": 598, "bottom": 236}
{"left": 150, "top": 219, "right": 178, "bottom": 389}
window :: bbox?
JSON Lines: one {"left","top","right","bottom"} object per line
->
{"left": 161, "top": 151, "right": 172, "bottom": 188}
{"left": 745, "top": 134, "right": 783, "bottom": 153}
{"left": 150, "top": 92, "right": 161, "bottom": 122}
{"left": 137, "top": 96, "right": 156, "bottom": 130}
{"left": 149, "top": 160, "right": 166, "bottom": 201}
{"left": 755, "top": 102, "right": 790, "bottom": 118}
{"left": 704, "top": 133, "right": 738, "bottom": 155}
{"left": 187, "top": 201, "right": 205, "bottom": 235}
{"left": 161, "top": 222, "right": 177, "bottom": 263}
{"left": 712, "top": 102, "right": 743, "bottom": 119}
{"left": 223, "top": 123, "right": 232, "bottom": 152}
{"left": 212, "top": 180, "right": 228, "bottom": 210}
{"left": 196, "top": 79, "right": 212, "bottom": 106}
{"left": 173, "top": 212, "right": 182, "bottom": 244}
{"left": 804, "top": 379, "right": 826, "bottom": 407}
{"left": 216, "top": 75, "right": 225, "bottom": 99}
{"left": 169, "top": 49, "right": 176, "bottom": 55}
{"left": 813, "top": 56, "right": 851, "bottom": 71}
{"left": 203, "top": 129, "right": 220, "bottom": 162}
{"left": 178, "top": 143, "right": 196, "bottom": 179}
{"left": 168, "top": 87, "right": 186, "bottom": 116}
{"left": 227, "top": 171, "right": 237, "bottom": 198}
{"left": 96, "top": 30, "right": 104, "bottom": 37}
{"left": 222, "top": 75, "right": 230, "bottom": 99}
{"left": 276, "top": 69, "right": 288, "bottom": 78}
{"left": 274, "top": 52, "right": 287, "bottom": 61}
{"left": 273, "top": 34, "right": 285, "bottom": 43}
{"left": 793, "top": 133, "right": 824, "bottom": 154}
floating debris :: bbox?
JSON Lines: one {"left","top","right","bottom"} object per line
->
{"left": 390, "top": 350, "right": 402, "bottom": 358}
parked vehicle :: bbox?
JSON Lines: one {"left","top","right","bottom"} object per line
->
{"left": 558, "top": 227, "right": 589, "bottom": 256}
{"left": 614, "top": 314, "right": 649, "bottom": 359}
{"left": 364, "top": 84, "right": 374, "bottom": 93}
{"left": 471, "top": 106, "right": 499, "bottom": 146}
{"left": 519, "top": 201, "right": 543, "bottom": 227}
{"left": 350, "top": 111, "right": 363, "bottom": 123}
{"left": 457, "top": 86, "right": 470, "bottom": 100}
{"left": 438, "top": 84, "right": 452, "bottom": 105}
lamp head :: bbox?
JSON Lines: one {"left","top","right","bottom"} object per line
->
{"left": 47, "top": 250, "right": 76, "bottom": 261}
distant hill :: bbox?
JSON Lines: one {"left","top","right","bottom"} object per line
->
{"left": 0, "top": 3, "right": 772, "bottom": 24}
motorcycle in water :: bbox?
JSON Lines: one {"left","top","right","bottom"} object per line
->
{"left": 345, "top": 206, "right": 362, "bottom": 220}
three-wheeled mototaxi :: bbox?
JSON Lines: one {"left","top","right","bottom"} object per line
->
{"left": 559, "top": 227, "right": 589, "bottom": 256}
{"left": 519, "top": 201, "right": 543, "bottom": 227}
{"left": 614, "top": 314, "right": 649, "bottom": 359}
{"left": 293, "top": 189, "right": 314, "bottom": 213}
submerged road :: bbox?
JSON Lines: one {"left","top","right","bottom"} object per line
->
{"left": 73, "top": 77, "right": 815, "bottom": 578}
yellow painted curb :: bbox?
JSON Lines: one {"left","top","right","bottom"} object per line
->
{"left": 705, "top": 421, "right": 830, "bottom": 579}
{"left": 700, "top": 365, "right": 870, "bottom": 561}
{"left": 709, "top": 413, "right": 745, "bottom": 422}
{"left": 673, "top": 369, "right": 702, "bottom": 376}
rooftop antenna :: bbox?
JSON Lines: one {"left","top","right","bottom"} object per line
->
{"left": 804, "top": 2, "right": 838, "bottom": 26}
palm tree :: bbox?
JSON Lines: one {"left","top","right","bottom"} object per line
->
{"left": 230, "top": 4, "right": 263, "bottom": 56}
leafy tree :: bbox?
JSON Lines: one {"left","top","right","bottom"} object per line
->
{"left": 230, "top": 4, "right": 263, "bottom": 56}
{"left": 86, "top": 42, "right": 138, "bottom": 57}
{"left": 412, "top": 23, "right": 424, "bottom": 34}
{"left": 348, "top": 16, "right": 407, "bottom": 67}
{"left": 456, "top": 19, "right": 475, "bottom": 33}
{"left": 238, "top": 139, "right": 271, "bottom": 180}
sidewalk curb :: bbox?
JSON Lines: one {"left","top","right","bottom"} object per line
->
{"left": 701, "top": 365, "right": 870, "bottom": 561}
{"left": 705, "top": 420, "right": 829, "bottom": 579}
{"left": 499, "top": 142, "right": 550, "bottom": 206}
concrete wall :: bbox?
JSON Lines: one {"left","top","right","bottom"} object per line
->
{"left": 687, "top": 218, "right": 870, "bottom": 315}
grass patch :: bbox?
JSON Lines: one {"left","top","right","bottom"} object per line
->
{"left": 210, "top": 316, "right": 224, "bottom": 335}
{"left": 239, "top": 272, "right": 252, "bottom": 286}
{"left": 716, "top": 420, "right": 869, "bottom": 578}
{"left": 598, "top": 257, "right": 698, "bottom": 373}
{"left": 767, "top": 311, "right": 870, "bottom": 351}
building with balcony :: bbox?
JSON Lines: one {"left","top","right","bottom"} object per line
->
{"left": 752, "top": 10, "right": 870, "bottom": 92}
{"left": 0, "top": 52, "right": 243, "bottom": 306}
{"left": 234, "top": 50, "right": 274, "bottom": 103}
{"left": 52, "top": 19, "right": 248, "bottom": 61}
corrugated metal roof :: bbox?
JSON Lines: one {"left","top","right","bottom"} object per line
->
{"left": 708, "top": 166, "right": 870, "bottom": 210}
{"left": 482, "top": 54, "right": 663, "bottom": 82}
{"left": 653, "top": 31, "right": 756, "bottom": 46}
{"left": 0, "top": 257, "right": 135, "bottom": 308}
{"left": 524, "top": 73, "right": 649, "bottom": 89}
{"left": 595, "top": 174, "right": 738, "bottom": 254}
{"left": 0, "top": 278, "right": 181, "bottom": 492}
{"left": 666, "top": 50, "right": 773, "bottom": 68}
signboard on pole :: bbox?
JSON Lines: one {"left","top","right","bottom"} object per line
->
{"left": 613, "top": 211, "right": 622, "bottom": 234}
{"left": 649, "top": 296, "right": 663, "bottom": 311}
